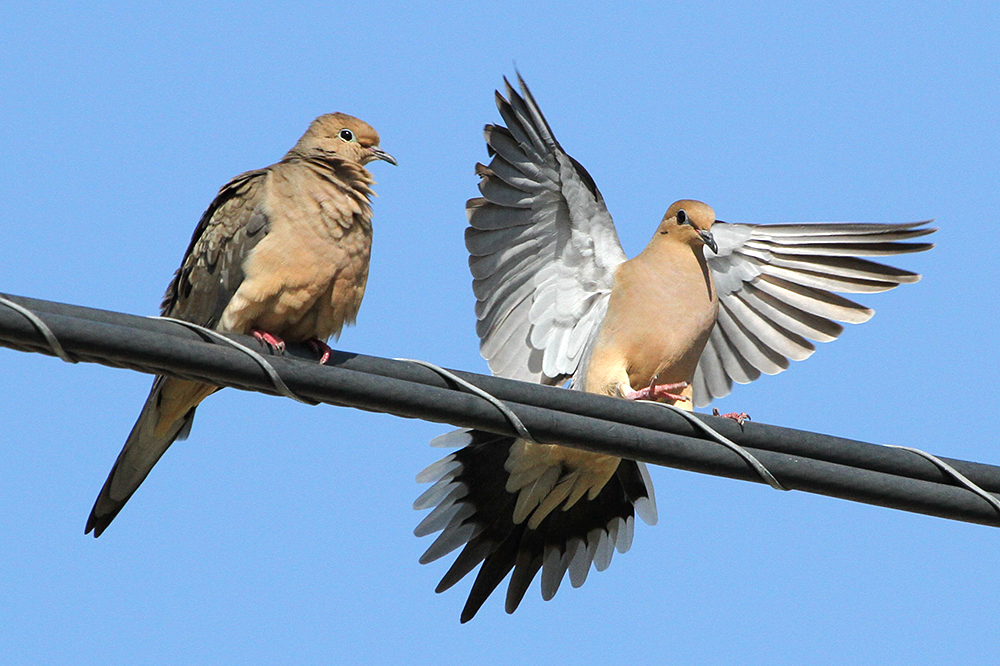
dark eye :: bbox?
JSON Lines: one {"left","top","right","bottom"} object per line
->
{"left": 339, "top": 129, "right": 355, "bottom": 142}
{"left": 676, "top": 209, "right": 688, "bottom": 225}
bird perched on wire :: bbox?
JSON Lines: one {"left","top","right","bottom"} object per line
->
{"left": 414, "top": 74, "right": 934, "bottom": 622}
{"left": 86, "top": 113, "right": 396, "bottom": 537}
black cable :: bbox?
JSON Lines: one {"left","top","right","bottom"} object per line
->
{"left": 8, "top": 292, "right": 997, "bottom": 494}
{"left": 2, "top": 291, "right": 999, "bottom": 528}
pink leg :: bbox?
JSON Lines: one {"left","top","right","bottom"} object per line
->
{"left": 625, "top": 380, "right": 691, "bottom": 403}
{"left": 306, "top": 338, "right": 333, "bottom": 365}
{"left": 251, "top": 329, "right": 286, "bottom": 353}
{"left": 713, "top": 408, "right": 751, "bottom": 427}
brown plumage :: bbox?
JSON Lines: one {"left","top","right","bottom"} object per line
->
{"left": 86, "top": 113, "right": 395, "bottom": 537}
{"left": 585, "top": 200, "right": 720, "bottom": 401}
{"left": 415, "top": 75, "right": 934, "bottom": 621}
{"left": 501, "top": 201, "right": 722, "bottom": 531}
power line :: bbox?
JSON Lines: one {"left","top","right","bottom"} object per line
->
{"left": 2, "top": 291, "right": 999, "bottom": 527}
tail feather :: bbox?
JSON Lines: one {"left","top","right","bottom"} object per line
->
{"left": 415, "top": 429, "right": 657, "bottom": 622}
{"left": 463, "top": 528, "right": 521, "bottom": 622}
{"left": 505, "top": 548, "right": 543, "bottom": 613}
{"left": 85, "top": 376, "right": 212, "bottom": 537}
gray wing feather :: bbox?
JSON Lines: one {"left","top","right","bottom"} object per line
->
{"left": 161, "top": 168, "right": 271, "bottom": 328}
{"left": 468, "top": 75, "right": 627, "bottom": 384}
{"left": 694, "top": 220, "right": 935, "bottom": 406}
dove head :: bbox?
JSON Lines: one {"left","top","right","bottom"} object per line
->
{"left": 290, "top": 112, "right": 397, "bottom": 166}
{"left": 656, "top": 200, "right": 718, "bottom": 254}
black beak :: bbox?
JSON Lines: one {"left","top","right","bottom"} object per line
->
{"left": 699, "top": 229, "right": 718, "bottom": 254}
{"left": 369, "top": 146, "right": 397, "bottom": 166}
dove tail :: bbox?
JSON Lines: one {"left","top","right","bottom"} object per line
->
{"left": 85, "top": 376, "right": 210, "bottom": 537}
{"left": 414, "top": 429, "right": 657, "bottom": 622}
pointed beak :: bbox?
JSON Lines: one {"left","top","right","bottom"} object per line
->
{"left": 369, "top": 146, "right": 397, "bottom": 166}
{"left": 699, "top": 229, "right": 718, "bottom": 254}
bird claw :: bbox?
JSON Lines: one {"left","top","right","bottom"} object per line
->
{"left": 307, "top": 338, "right": 332, "bottom": 365}
{"left": 625, "top": 381, "right": 691, "bottom": 404}
{"left": 713, "top": 408, "right": 751, "bottom": 428}
{"left": 252, "top": 329, "right": 286, "bottom": 353}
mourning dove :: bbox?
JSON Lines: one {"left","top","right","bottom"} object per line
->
{"left": 415, "top": 75, "right": 934, "bottom": 621}
{"left": 86, "top": 113, "right": 395, "bottom": 537}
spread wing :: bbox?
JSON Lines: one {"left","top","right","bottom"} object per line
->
{"left": 466, "top": 74, "right": 627, "bottom": 385}
{"left": 693, "top": 220, "right": 936, "bottom": 406}
{"left": 161, "top": 168, "right": 271, "bottom": 327}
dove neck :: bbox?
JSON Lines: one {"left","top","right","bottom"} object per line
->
{"left": 634, "top": 235, "right": 713, "bottom": 291}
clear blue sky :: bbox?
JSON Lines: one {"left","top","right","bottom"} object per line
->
{"left": 1, "top": 2, "right": 998, "bottom": 664}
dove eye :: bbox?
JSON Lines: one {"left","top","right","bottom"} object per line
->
{"left": 676, "top": 209, "right": 689, "bottom": 225}
{"left": 338, "top": 129, "right": 355, "bottom": 142}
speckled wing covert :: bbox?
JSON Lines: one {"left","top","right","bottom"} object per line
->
{"left": 161, "top": 168, "right": 272, "bottom": 326}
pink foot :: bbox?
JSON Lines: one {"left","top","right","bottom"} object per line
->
{"left": 713, "top": 408, "right": 751, "bottom": 427}
{"left": 307, "top": 338, "right": 332, "bottom": 365}
{"left": 252, "top": 329, "right": 286, "bottom": 353}
{"left": 625, "top": 381, "right": 691, "bottom": 403}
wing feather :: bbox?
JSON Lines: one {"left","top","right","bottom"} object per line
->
{"left": 161, "top": 169, "right": 271, "bottom": 327}
{"left": 469, "top": 75, "right": 627, "bottom": 384}
{"left": 694, "top": 219, "right": 935, "bottom": 406}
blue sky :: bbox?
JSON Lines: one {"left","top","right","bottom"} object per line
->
{"left": 1, "top": 2, "right": 998, "bottom": 664}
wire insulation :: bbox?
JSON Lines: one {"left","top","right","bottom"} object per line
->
{"left": 2, "top": 291, "right": 999, "bottom": 528}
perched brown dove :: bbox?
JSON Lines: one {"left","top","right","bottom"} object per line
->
{"left": 415, "top": 75, "right": 935, "bottom": 621}
{"left": 86, "top": 113, "right": 395, "bottom": 537}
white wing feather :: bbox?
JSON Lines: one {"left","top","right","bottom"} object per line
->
{"left": 467, "top": 76, "right": 627, "bottom": 384}
{"left": 695, "top": 220, "right": 935, "bottom": 406}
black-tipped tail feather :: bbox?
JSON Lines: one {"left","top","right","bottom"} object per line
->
{"left": 415, "top": 429, "right": 657, "bottom": 622}
{"left": 85, "top": 377, "right": 198, "bottom": 537}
